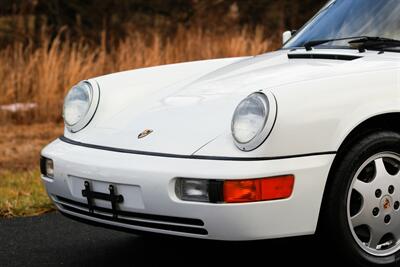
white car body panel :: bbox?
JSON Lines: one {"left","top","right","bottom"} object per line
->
{"left": 200, "top": 51, "right": 400, "bottom": 157}
{"left": 66, "top": 49, "right": 400, "bottom": 158}
{"left": 42, "top": 47, "right": 400, "bottom": 240}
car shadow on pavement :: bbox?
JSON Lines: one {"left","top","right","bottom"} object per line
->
{"left": 91, "top": 234, "right": 344, "bottom": 266}
{"left": 0, "top": 212, "right": 350, "bottom": 266}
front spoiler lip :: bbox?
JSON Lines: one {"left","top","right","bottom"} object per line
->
{"left": 59, "top": 135, "right": 336, "bottom": 161}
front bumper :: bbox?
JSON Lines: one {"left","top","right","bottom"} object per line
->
{"left": 41, "top": 139, "right": 334, "bottom": 241}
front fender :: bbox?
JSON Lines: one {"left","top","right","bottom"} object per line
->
{"left": 195, "top": 68, "right": 400, "bottom": 158}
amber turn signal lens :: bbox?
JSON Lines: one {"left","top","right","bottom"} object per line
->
{"left": 223, "top": 175, "right": 294, "bottom": 203}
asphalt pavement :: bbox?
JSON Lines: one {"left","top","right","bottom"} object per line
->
{"left": 0, "top": 212, "right": 343, "bottom": 266}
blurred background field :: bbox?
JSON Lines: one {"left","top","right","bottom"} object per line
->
{"left": 0, "top": 0, "right": 325, "bottom": 217}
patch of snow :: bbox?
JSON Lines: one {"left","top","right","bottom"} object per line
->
{"left": 0, "top": 103, "right": 37, "bottom": 113}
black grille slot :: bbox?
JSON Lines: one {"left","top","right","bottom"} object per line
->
{"left": 288, "top": 53, "right": 361, "bottom": 61}
{"left": 55, "top": 196, "right": 207, "bottom": 235}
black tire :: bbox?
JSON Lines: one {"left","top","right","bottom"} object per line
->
{"left": 321, "top": 131, "right": 400, "bottom": 266}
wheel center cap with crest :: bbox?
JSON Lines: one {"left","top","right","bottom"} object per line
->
{"left": 381, "top": 195, "right": 393, "bottom": 211}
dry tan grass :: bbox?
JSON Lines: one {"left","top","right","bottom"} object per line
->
{"left": 0, "top": 26, "right": 271, "bottom": 124}
{"left": 0, "top": 123, "right": 63, "bottom": 171}
{"left": 0, "top": 26, "right": 272, "bottom": 217}
{"left": 0, "top": 169, "right": 55, "bottom": 217}
{"left": 0, "top": 123, "right": 62, "bottom": 217}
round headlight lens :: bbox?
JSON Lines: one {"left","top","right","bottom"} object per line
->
{"left": 63, "top": 82, "right": 93, "bottom": 127}
{"left": 232, "top": 93, "right": 269, "bottom": 144}
{"left": 231, "top": 92, "right": 277, "bottom": 151}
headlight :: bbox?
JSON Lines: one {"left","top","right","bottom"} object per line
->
{"left": 63, "top": 81, "right": 100, "bottom": 132}
{"left": 231, "top": 91, "right": 277, "bottom": 151}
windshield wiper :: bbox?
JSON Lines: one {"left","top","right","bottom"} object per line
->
{"left": 348, "top": 37, "right": 400, "bottom": 52}
{"left": 304, "top": 36, "right": 400, "bottom": 52}
{"left": 304, "top": 36, "right": 368, "bottom": 51}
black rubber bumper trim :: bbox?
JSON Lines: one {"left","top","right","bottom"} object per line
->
{"left": 59, "top": 135, "right": 336, "bottom": 161}
{"left": 59, "top": 204, "right": 208, "bottom": 236}
{"left": 59, "top": 211, "right": 205, "bottom": 238}
{"left": 57, "top": 196, "right": 204, "bottom": 226}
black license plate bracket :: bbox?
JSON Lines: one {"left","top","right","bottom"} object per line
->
{"left": 82, "top": 181, "right": 124, "bottom": 218}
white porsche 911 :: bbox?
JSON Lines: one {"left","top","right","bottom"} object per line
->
{"left": 41, "top": 0, "right": 400, "bottom": 265}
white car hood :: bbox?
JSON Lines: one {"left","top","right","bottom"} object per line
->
{"left": 66, "top": 49, "right": 392, "bottom": 156}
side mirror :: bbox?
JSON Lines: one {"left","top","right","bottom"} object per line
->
{"left": 282, "top": 31, "right": 292, "bottom": 45}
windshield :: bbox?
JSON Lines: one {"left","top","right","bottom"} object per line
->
{"left": 284, "top": 0, "right": 400, "bottom": 50}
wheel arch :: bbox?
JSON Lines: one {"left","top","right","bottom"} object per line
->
{"left": 336, "top": 113, "right": 400, "bottom": 155}
{"left": 318, "top": 112, "right": 400, "bottom": 230}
